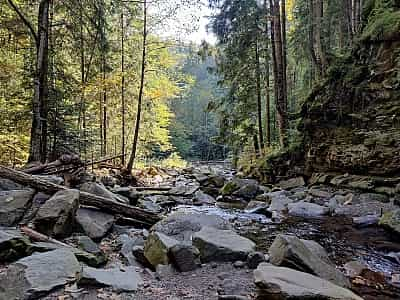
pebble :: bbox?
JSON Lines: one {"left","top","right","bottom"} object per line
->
{"left": 233, "top": 261, "right": 246, "bottom": 268}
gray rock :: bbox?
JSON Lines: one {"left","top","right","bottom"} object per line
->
{"left": 118, "top": 234, "right": 144, "bottom": 266}
{"left": 288, "top": 201, "right": 330, "bottom": 218}
{"left": 169, "top": 183, "right": 200, "bottom": 196}
{"left": 193, "top": 190, "right": 216, "bottom": 205}
{"left": 0, "top": 249, "right": 81, "bottom": 300}
{"left": 0, "top": 189, "right": 34, "bottom": 226}
{"left": 138, "top": 199, "right": 162, "bottom": 213}
{"left": 0, "top": 178, "right": 24, "bottom": 190}
{"left": 379, "top": 209, "right": 400, "bottom": 234}
{"left": 344, "top": 261, "right": 369, "bottom": 278}
{"left": 34, "top": 175, "right": 64, "bottom": 185}
{"left": 233, "top": 260, "right": 246, "bottom": 268}
{"left": 0, "top": 228, "right": 31, "bottom": 262}
{"left": 81, "top": 266, "right": 143, "bottom": 292}
{"left": 132, "top": 245, "right": 150, "bottom": 267}
{"left": 309, "top": 188, "right": 333, "bottom": 198}
{"left": 76, "top": 236, "right": 107, "bottom": 265}
{"left": 34, "top": 189, "right": 79, "bottom": 238}
{"left": 358, "top": 193, "right": 390, "bottom": 203}
{"left": 277, "top": 177, "right": 305, "bottom": 190}
{"left": 267, "top": 191, "right": 293, "bottom": 212}
{"left": 232, "top": 184, "right": 260, "bottom": 200}
{"left": 80, "top": 182, "right": 126, "bottom": 203}
{"left": 269, "top": 235, "right": 349, "bottom": 287}
{"left": 244, "top": 201, "right": 271, "bottom": 216}
{"left": 75, "top": 208, "right": 115, "bottom": 240}
{"left": 169, "top": 244, "right": 200, "bottom": 272}
{"left": 152, "top": 211, "right": 231, "bottom": 242}
{"left": 220, "top": 178, "right": 258, "bottom": 196}
{"left": 254, "top": 264, "right": 363, "bottom": 300}
{"left": 352, "top": 214, "right": 380, "bottom": 228}
{"left": 144, "top": 232, "right": 180, "bottom": 267}
{"left": 193, "top": 226, "right": 255, "bottom": 263}
{"left": 247, "top": 251, "right": 265, "bottom": 269}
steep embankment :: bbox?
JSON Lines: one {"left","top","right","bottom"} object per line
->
{"left": 260, "top": 1, "right": 400, "bottom": 192}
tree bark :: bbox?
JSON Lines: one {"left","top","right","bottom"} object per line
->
{"left": 121, "top": 10, "right": 126, "bottom": 166}
{"left": 264, "top": 0, "right": 271, "bottom": 147}
{"left": 255, "top": 39, "right": 264, "bottom": 153}
{"left": 127, "top": 0, "right": 147, "bottom": 172}
{"left": 0, "top": 166, "right": 160, "bottom": 225}
{"left": 272, "top": 0, "right": 287, "bottom": 148}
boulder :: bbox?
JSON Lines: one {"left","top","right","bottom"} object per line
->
{"left": 193, "top": 190, "right": 216, "bottom": 205}
{"left": 80, "top": 182, "right": 126, "bottom": 203}
{"left": 267, "top": 191, "right": 293, "bottom": 212}
{"left": 144, "top": 231, "right": 180, "bottom": 267}
{"left": 0, "top": 178, "right": 24, "bottom": 190}
{"left": 308, "top": 188, "right": 333, "bottom": 198}
{"left": 193, "top": 226, "right": 255, "bottom": 263}
{"left": 379, "top": 209, "right": 400, "bottom": 234}
{"left": 254, "top": 264, "right": 363, "bottom": 300}
{"left": 232, "top": 184, "right": 260, "bottom": 200}
{"left": 288, "top": 201, "right": 330, "bottom": 218}
{"left": 80, "top": 266, "right": 143, "bottom": 292}
{"left": 0, "top": 228, "right": 31, "bottom": 262}
{"left": 247, "top": 251, "right": 266, "bottom": 269}
{"left": 34, "top": 189, "right": 79, "bottom": 238}
{"left": 0, "top": 249, "right": 81, "bottom": 299}
{"left": 277, "top": 177, "right": 305, "bottom": 190}
{"left": 244, "top": 201, "right": 271, "bottom": 216}
{"left": 352, "top": 214, "right": 380, "bottom": 228}
{"left": 138, "top": 199, "right": 162, "bottom": 213}
{"left": 152, "top": 211, "right": 231, "bottom": 242}
{"left": 0, "top": 189, "right": 34, "bottom": 226}
{"left": 76, "top": 236, "right": 107, "bottom": 265}
{"left": 269, "top": 235, "right": 349, "bottom": 287}
{"left": 220, "top": 178, "right": 258, "bottom": 196}
{"left": 344, "top": 261, "right": 369, "bottom": 278}
{"left": 118, "top": 234, "right": 144, "bottom": 266}
{"left": 358, "top": 193, "right": 390, "bottom": 203}
{"left": 169, "top": 244, "right": 201, "bottom": 272}
{"left": 169, "top": 183, "right": 200, "bottom": 196}
{"left": 75, "top": 208, "right": 115, "bottom": 240}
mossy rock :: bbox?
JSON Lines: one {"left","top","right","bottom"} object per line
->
{"left": 220, "top": 181, "right": 240, "bottom": 195}
{"left": 379, "top": 209, "right": 400, "bottom": 234}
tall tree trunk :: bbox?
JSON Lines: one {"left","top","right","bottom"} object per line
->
{"left": 121, "top": 10, "right": 126, "bottom": 165}
{"left": 127, "top": 0, "right": 147, "bottom": 172}
{"left": 264, "top": 0, "right": 271, "bottom": 147}
{"left": 272, "top": 0, "right": 287, "bottom": 148}
{"left": 102, "top": 55, "right": 107, "bottom": 156}
{"left": 255, "top": 39, "right": 264, "bottom": 153}
{"left": 281, "top": 0, "right": 288, "bottom": 112}
{"left": 314, "top": 0, "right": 327, "bottom": 76}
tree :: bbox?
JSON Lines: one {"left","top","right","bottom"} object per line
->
{"left": 7, "top": 0, "right": 50, "bottom": 163}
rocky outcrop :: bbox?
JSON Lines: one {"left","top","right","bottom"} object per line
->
{"left": 257, "top": 1, "right": 400, "bottom": 187}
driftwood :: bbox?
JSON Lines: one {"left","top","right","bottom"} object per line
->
{"left": 20, "top": 226, "right": 72, "bottom": 248}
{"left": 22, "top": 154, "right": 82, "bottom": 174}
{"left": 0, "top": 166, "right": 161, "bottom": 225}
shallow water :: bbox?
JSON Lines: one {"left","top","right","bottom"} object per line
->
{"left": 174, "top": 203, "right": 400, "bottom": 299}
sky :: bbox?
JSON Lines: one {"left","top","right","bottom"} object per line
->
{"left": 153, "top": 1, "right": 217, "bottom": 45}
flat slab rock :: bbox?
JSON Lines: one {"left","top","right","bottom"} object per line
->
{"left": 254, "top": 264, "right": 363, "bottom": 300}
{"left": 0, "top": 189, "right": 34, "bottom": 226}
{"left": 0, "top": 249, "right": 81, "bottom": 299}
{"left": 75, "top": 208, "right": 115, "bottom": 240}
{"left": 81, "top": 266, "right": 143, "bottom": 292}
{"left": 288, "top": 201, "right": 330, "bottom": 218}
{"left": 269, "top": 234, "right": 349, "bottom": 288}
{"left": 193, "top": 226, "right": 255, "bottom": 262}
{"left": 0, "top": 228, "right": 31, "bottom": 261}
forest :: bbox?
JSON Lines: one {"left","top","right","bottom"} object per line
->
{"left": 0, "top": 0, "right": 399, "bottom": 299}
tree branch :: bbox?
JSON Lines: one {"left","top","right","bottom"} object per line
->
{"left": 7, "top": 0, "right": 38, "bottom": 45}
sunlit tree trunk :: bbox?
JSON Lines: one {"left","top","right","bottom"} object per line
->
{"left": 127, "top": 0, "right": 147, "bottom": 172}
{"left": 121, "top": 9, "right": 126, "bottom": 165}
{"left": 255, "top": 38, "right": 264, "bottom": 153}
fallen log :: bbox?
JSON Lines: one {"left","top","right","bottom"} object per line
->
{"left": 0, "top": 166, "right": 161, "bottom": 225}
{"left": 22, "top": 154, "right": 82, "bottom": 174}
{"left": 20, "top": 226, "right": 72, "bottom": 248}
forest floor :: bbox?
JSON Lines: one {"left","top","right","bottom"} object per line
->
{"left": 1, "top": 162, "right": 400, "bottom": 300}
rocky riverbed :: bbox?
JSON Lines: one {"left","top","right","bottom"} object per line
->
{"left": 0, "top": 162, "right": 400, "bottom": 299}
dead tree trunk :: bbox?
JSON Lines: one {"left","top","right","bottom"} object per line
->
{"left": 0, "top": 166, "right": 160, "bottom": 225}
